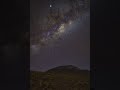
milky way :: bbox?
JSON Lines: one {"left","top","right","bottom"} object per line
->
{"left": 30, "top": 0, "right": 90, "bottom": 71}
{"left": 31, "top": 0, "right": 89, "bottom": 48}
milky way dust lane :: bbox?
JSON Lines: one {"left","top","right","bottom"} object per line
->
{"left": 30, "top": 0, "right": 90, "bottom": 50}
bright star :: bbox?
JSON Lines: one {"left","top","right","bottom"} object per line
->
{"left": 50, "top": 5, "right": 52, "bottom": 7}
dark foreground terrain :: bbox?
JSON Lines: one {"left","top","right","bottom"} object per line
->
{"left": 31, "top": 65, "right": 90, "bottom": 90}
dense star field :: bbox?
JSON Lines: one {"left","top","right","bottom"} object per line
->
{"left": 30, "top": 0, "right": 89, "bottom": 49}
{"left": 30, "top": 0, "right": 90, "bottom": 71}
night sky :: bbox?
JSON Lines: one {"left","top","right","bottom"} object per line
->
{"left": 30, "top": 0, "right": 90, "bottom": 71}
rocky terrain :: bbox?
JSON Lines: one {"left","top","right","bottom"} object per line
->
{"left": 31, "top": 65, "right": 90, "bottom": 90}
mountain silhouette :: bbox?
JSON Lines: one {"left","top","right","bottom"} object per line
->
{"left": 46, "top": 65, "right": 89, "bottom": 73}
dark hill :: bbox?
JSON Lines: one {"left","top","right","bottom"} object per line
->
{"left": 46, "top": 65, "right": 89, "bottom": 74}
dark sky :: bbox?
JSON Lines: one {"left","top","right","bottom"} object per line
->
{"left": 30, "top": 0, "right": 90, "bottom": 71}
